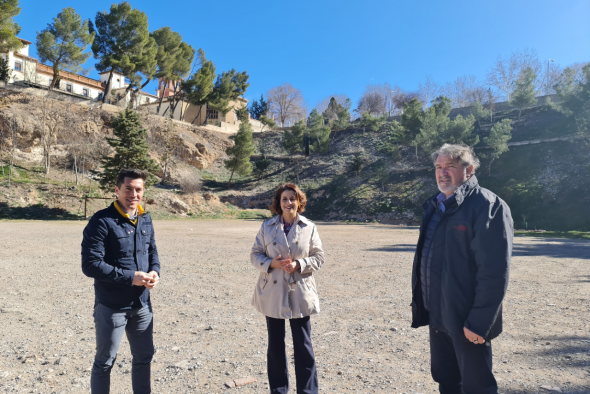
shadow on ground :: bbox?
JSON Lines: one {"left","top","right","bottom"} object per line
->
{"left": 366, "top": 243, "right": 417, "bottom": 253}
{"left": 513, "top": 241, "right": 590, "bottom": 260}
{"left": 0, "top": 202, "right": 81, "bottom": 220}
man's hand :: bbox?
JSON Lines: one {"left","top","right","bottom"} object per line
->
{"left": 464, "top": 327, "right": 485, "bottom": 345}
{"left": 145, "top": 271, "right": 160, "bottom": 289}
{"left": 132, "top": 271, "right": 152, "bottom": 287}
{"left": 282, "top": 260, "right": 300, "bottom": 274}
{"left": 270, "top": 255, "right": 292, "bottom": 270}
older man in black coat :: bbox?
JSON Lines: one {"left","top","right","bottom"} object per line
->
{"left": 410, "top": 144, "right": 513, "bottom": 394}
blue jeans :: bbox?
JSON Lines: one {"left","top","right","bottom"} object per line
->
{"left": 91, "top": 302, "right": 154, "bottom": 394}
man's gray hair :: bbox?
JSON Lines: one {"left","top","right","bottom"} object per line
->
{"left": 431, "top": 143, "right": 480, "bottom": 172}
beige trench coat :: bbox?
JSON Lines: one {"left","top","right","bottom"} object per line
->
{"left": 250, "top": 215, "right": 324, "bottom": 319}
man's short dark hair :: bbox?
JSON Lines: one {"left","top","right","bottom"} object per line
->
{"left": 116, "top": 169, "right": 147, "bottom": 188}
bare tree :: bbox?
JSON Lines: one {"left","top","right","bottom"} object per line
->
{"left": 418, "top": 76, "right": 440, "bottom": 108}
{"left": 5, "top": 116, "right": 19, "bottom": 186}
{"left": 357, "top": 84, "right": 386, "bottom": 115}
{"left": 570, "top": 62, "right": 590, "bottom": 84}
{"left": 392, "top": 89, "right": 419, "bottom": 115}
{"left": 443, "top": 75, "right": 488, "bottom": 108}
{"left": 381, "top": 83, "right": 398, "bottom": 116}
{"left": 38, "top": 95, "right": 63, "bottom": 176}
{"left": 267, "top": 83, "right": 306, "bottom": 127}
{"left": 541, "top": 60, "right": 562, "bottom": 95}
{"left": 486, "top": 48, "right": 542, "bottom": 101}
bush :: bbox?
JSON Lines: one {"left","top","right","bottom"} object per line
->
{"left": 178, "top": 171, "right": 201, "bottom": 194}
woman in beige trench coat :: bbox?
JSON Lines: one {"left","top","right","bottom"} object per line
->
{"left": 250, "top": 183, "right": 324, "bottom": 394}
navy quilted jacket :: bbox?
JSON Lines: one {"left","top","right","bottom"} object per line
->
{"left": 81, "top": 203, "right": 160, "bottom": 310}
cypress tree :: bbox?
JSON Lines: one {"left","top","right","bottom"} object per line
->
{"left": 97, "top": 108, "right": 159, "bottom": 189}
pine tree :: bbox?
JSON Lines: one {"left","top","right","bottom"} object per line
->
{"left": 350, "top": 151, "right": 365, "bottom": 175}
{"left": 307, "top": 109, "right": 331, "bottom": 154}
{"left": 510, "top": 67, "right": 537, "bottom": 120}
{"left": 283, "top": 120, "right": 305, "bottom": 154}
{"left": 0, "top": 55, "right": 11, "bottom": 85}
{"left": 482, "top": 119, "right": 512, "bottom": 175}
{"left": 0, "top": 0, "right": 22, "bottom": 53}
{"left": 397, "top": 98, "right": 424, "bottom": 160}
{"left": 224, "top": 121, "right": 255, "bottom": 189}
{"left": 91, "top": 2, "right": 157, "bottom": 103}
{"left": 442, "top": 114, "right": 479, "bottom": 147}
{"left": 470, "top": 101, "right": 491, "bottom": 130}
{"left": 260, "top": 115, "right": 276, "bottom": 132}
{"left": 249, "top": 94, "right": 268, "bottom": 120}
{"left": 36, "top": 7, "right": 95, "bottom": 90}
{"left": 550, "top": 65, "right": 590, "bottom": 135}
{"left": 332, "top": 98, "right": 351, "bottom": 131}
{"left": 97, "top": 108, "right": 159, "bottom": 189}
{"left": 184, "top": 49, "right": 216, "bottom": 124}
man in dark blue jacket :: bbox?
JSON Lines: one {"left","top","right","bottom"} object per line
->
{"left": 411, "top": 144, "right": 513, "bottom": 394}
{"left": 82, "top": 169, "right": 161, "bottom": 394}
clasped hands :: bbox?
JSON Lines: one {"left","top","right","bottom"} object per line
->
{"left": 133, "top": 271, "right": 160, "bottom": 289}
{"left": 270, "top": 254, "right": 300, "bottom": 274}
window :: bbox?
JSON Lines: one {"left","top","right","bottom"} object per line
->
{"left": 66, "top": 83, "right": 73, "bottom": 93}
{"left": 14, "top": 61, "right": 22, "bottom": 72}
{"left": 207, "top": 108, "right": 219, "bottom": 120}
{"left": 82, "top": 88, "right": 89, "bottom": 97}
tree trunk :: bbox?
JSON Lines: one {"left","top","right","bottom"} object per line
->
{"left": 415, "top": 144, "right": 418, "bottom": 162}
{"left": 74, "top": 155, "right": 79, "bottom": 185}
{"left": 50, "top": 63, "right": 60, "bottom": 90}
{"left": 161, "top": 159, "right": 168, "bottom": 185}
{"left": 488, "top": 157, "right": 495, "bottom": 175}
{"left": 102, "top": 70, "right": 114, "bottom": 103}
{"left": 191, "top": 105, "right": 203, "bottom": 125}
{"left": 8, "top": 149, "right": 14, "bottom": 187}
{"left": 227, "top": 168, "right": 235, "bottom": 190}
{"left": 156, "top": 88, "right": 166, "bottom": 114}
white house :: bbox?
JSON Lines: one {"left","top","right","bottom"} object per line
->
{"left": 3, "top": 37, "right": 158, "bottom": 107}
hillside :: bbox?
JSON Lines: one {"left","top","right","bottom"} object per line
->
{"left": 0, "top": 87, "right": 587, "bottom": 231}
{"left": 203, "top": 101, "right": 588, "bottom": 231}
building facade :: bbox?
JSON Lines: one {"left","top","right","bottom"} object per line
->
{"left": 4, "top": 37, "right": 157, "bottom": 107}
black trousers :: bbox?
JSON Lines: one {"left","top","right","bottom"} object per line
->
{"left": 266, "top": 316, "right": 318, "bottom": 394}
{"left": 429, "top": 326, "right": 497, "bottom": 394}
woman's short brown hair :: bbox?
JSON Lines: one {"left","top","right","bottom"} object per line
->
{"left": 269, "top": 183, "right": 307, "bottom": 215}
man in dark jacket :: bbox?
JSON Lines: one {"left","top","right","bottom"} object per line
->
{"left": 82, "top": 169, "right": 161, "bottom": 394}
{"left": 410, "top": 144, "right": 513, "bottom": 394}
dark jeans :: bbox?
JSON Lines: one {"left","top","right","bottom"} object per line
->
{"left": 266, "top": 316, "right": 318, "bottom": 394}
{"left": 429, "top": 326, "right": 497, "bottom": 394}
{"left": 91, "top": 302, "right": 154, "bottom": 394}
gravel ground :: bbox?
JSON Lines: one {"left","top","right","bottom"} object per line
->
{"left": 0, "top": 220, "right": 589, "bottom": 394}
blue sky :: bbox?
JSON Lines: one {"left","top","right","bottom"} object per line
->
{"left": 17, "top": 0, "right": 590, "bottom": 109}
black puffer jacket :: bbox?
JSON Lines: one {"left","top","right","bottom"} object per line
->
{"left": 410, "top": 176, "right": 513, "bottom": 341}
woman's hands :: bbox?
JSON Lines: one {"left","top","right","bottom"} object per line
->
{"left": 282, "top": 260, "right": 300, "bottom": 274}
{"left": 270, "top": 255, "right": 300, "bottom": 273}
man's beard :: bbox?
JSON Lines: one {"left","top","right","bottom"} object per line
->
{"left": 437, "top": 182, "right": 458, "bottom": 195}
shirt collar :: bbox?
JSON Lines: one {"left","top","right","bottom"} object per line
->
{"left": 437, "top": 192, "right": 453, "bottom": 203}
{"left": 114, "top": 200, "right": 144, "bottom": 221}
